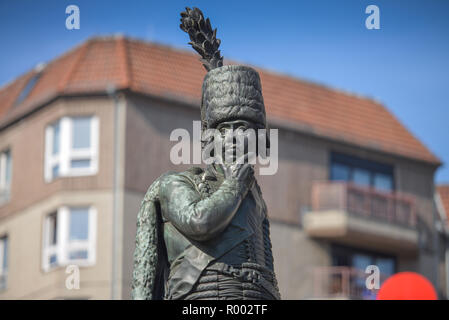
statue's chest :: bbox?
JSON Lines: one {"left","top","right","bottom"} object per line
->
{"left": 193, "top": 170, "right": 263, "bottom": 199}
{"left": 164, "top": 172, "right": 266, "bottom": 264}
{"left": 193, "top": 172, "right": 266, "bottom": 233}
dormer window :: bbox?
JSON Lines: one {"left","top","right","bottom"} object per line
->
{"left": 14, "top": 63, "right": 45, "bottom": 106}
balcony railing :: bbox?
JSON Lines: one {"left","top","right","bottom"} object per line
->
{"left": 312, "top": 266, "right": 389, "bottom": 300}
{"left": 311, "top": 181, "right": 416, "bottom": 228}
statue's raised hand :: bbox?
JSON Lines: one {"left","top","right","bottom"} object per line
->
{"left": 219, "top": 153, "right": 255, "bottom": 187}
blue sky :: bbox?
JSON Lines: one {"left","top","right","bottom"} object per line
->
{"left": 1, "top": 0, "right": 448, "bottom": 182}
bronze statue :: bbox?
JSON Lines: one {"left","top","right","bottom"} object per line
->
{"left": 132, "top": 7, "right": 280, "bottom": 300}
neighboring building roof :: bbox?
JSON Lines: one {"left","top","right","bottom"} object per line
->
{"left": 0, "top": 36, "right": 441, "bottom": 165}
{"left": 437, "top": 185, "right": 449, "bottom": 222}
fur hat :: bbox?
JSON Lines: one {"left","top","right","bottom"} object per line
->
{"left": 201, "top": 65, "right": 267, "bottom": 130}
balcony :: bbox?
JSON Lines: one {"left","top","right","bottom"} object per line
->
{"left": 303, "top": 182, "right": 419, "bottom": 254}
{"left": 311, "top": 266, "right": 389, "bottom": 300}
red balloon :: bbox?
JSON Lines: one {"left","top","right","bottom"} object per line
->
{"left": 377, "top": 272, "right": 437, "bottom": 300}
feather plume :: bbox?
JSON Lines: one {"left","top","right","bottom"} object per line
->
{"left": 180, "top": 7, "right": 223, "bottom": 71}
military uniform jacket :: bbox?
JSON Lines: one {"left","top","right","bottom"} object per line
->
{"left": 132, "top": 166, "right": 279, "bottom": 300}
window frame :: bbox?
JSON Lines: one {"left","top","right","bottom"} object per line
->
{"left": 44, "top": 116, "right": 99, "bottom": 182}
{"left": 42, "top": 206, "right": 97, "bottom": 272}
{"left": 0, "top": 149, "right": 12, "bottom": 205}
{"left": 0, "top": 235, "right": 8, "bottom": 291}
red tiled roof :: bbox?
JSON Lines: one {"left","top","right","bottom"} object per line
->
{"left": 437, "top": 185, "right": 449, "bottom": 221}
{"left": 0, "top": 36, "right": 441, "bottom": 165}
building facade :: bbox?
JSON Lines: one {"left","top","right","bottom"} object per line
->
{"left": 0, "top": 36, "right": 445, "bottom": 299}
{"left": 435, "top": 185, "right": 449, "bottom": 298}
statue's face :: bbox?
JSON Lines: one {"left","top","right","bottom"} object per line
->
{"left": 214, "top": 119, "right": 260, "bottom": 163}
{"left": 216, "top": 120, "right": 256, "bottom": 134}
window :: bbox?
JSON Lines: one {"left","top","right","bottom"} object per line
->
{"left": 14, "top": 72, "right": 42, "bottom": 106}
{"left": 373, "top": 173, "right": 393, "bottom": 192}
{"left": 331, "top": 163, "right": 350, "bottom": 181}
{"left": 45, "top": 116, "right": 99, "bottom": 182}
{"left": 332, "top": 245, "right": 396, "bottom": 278}
{"left": 330, "top": 152, "right": 394, "bottom": 192}
{"left": 331, "top": 245, "right": 396, "bottom": 300}
{"left": 0, "top": 149, "right": 12, "bottom": 205}
{"left": 0, "top": 236, "right": 8, "bottom": 290}
{"left": 42, "top": 206, "right": 96, "bottom": 271}
{"left": 352, "top": 168, "right": 370, "bottom": 187}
